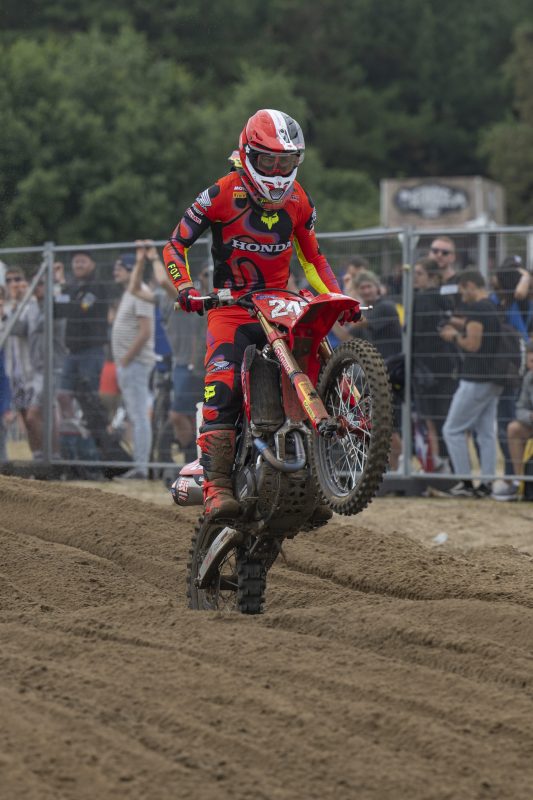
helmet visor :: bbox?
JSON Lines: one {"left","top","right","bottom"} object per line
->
{"left": 251, "top": 150, "right": 301, "bottom": 177}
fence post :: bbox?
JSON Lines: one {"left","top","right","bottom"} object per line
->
{"left": 400, "top": 228, "right": 416, "bottom": 478}
{"left": 42, "top": 241, "right": 55, "bottom": 464}
{"left": 478, "top": 230, "right": 489, "bottom": 279}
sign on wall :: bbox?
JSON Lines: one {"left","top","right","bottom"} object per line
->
{"left": 380, "top": 176, "right": 505, "bottom": 228}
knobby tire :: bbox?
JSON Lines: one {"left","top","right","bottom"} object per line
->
{"left": 187, "top": 516, "right": 266, "bottom": 614}
{"left": 311, "top": 339, "right": 393, "bottom": 515}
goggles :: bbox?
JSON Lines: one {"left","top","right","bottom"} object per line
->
{"left": 250, "top": 150, "right": 301, "bottom": 177}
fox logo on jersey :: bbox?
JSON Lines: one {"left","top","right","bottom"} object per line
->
{"left": 261, "top": 212, "right": 279, "bottom": 230}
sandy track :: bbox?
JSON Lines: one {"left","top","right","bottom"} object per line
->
{"left": 1, "top": 475, "right": 532, "bottom": 800}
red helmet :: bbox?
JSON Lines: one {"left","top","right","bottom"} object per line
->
{"left": 238, "top": 109, "right": 305, "bottom": 210}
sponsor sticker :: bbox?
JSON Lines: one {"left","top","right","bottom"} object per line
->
{"left": 231, "top": 239, "right": 291, "bottom": 254}
{"left": 167, "top": 262, "right": 182, "bottom": 281}
{"left": 186, "top": 207, "right": 203, "bottom": 225}
{"left": 195, "top": 189, "right": 212, "bottom": 209}
{"left": 273, "top": 341, "right": 294, "bottom": 374}
{"left": 207, "top": 360, "right": 231, "bottom": 373}
{"left": 177, "top": 477, "right": 189, "bottom": 504}
{"left": 204, "top": 385, "right": 216, "bottom": 401}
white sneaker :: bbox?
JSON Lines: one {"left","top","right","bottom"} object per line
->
{"left": 115, "top": 467, "right": 148, "bottom": 480}
{"left": 491, "top": 479, "right": 519, "bottom": 501}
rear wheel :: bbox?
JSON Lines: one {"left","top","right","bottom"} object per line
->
{"left": 310, "top": 339, "right": 392, "bottom": 515}
{"left": 187, "top": 517, "right": 266, "bottom": 614}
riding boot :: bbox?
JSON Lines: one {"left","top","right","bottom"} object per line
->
{"left": 197, "top": 428, "right": 240, "bottom": 520}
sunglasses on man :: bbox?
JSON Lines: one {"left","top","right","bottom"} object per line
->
{"left": 430, "top": 247, "right": 453, "bottom": 256}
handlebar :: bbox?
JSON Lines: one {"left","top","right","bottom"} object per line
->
{"left": 199, "top": 289, "right": 235, "bottom": 310}
{"left": 174, "top": 288, "right": 372, "bottom": 313}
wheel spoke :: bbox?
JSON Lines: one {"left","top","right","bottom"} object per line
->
{"left": 318, "top": 357, "right": 378, "bottom": 496}
{"left": 311, "top": 341, "right": 392, "bottom": 516}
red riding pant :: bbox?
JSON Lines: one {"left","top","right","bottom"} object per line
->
{"left": 202, "top": 306, "right": 266, "bottom": 429}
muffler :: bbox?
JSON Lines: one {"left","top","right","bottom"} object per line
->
{"left": 170, "top": 459, "right": 204, "bottom": 506}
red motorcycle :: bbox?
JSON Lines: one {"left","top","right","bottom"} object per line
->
{"left": 172, "top": 288, "right": 393, "bottom": 614}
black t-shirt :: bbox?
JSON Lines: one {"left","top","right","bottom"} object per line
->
{"left": 412, "top": 288, "right": 457, "bottom": 381}
{"left": 460, "top": 298, "right": 501, "bottom": 382}
{"left": 354, "top": 297, "right": 402, "bottom": 361}
{"left": 55, "top": 278, "right": 110, "bottom": 353}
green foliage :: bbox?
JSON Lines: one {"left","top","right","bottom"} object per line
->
{"left": 1, "top": 1, "right": 533, "bottom": 245}
{"left": 0, "top": 28, "right": 200, "bottom": 245}
{"left": 482, "top": 25, "right": 533, "bottom": 224}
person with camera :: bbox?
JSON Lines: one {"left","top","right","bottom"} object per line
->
{"left": 439, "top": 269, "right": 503, "bottom": 497}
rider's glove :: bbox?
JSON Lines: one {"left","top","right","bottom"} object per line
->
{"left": 176, "top": 287, "right": 204, "bottom": 315}
{"left": 338, "top": 307, "right": 361, "bottom": 325}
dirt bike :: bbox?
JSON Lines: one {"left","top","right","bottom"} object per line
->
{"left": 172, "top": 287, "right": 393, "bottom": 614}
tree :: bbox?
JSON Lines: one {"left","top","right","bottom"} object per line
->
{"left": 0, "top": 28, "right": 200, "bottom": 245}
{"left": 482, "top": 24, "right": 533, "bottom": 223}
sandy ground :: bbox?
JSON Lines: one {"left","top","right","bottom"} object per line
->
{"left": 1, "top": 474, "right": 533, "bottom": 800}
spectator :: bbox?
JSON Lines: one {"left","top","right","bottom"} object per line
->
{"left": 3, "top": 266, "right": 36, "bottom": 455}
{"left": 55, "top": 251, "right": 110, "bottom": 425}
{"left": 129, "top": 240, "right": 206, "bottom": 464}
{"left": 411, "top": 257, "right": 456, "bottom": 471}
{"left": 331, "top": 257, "right": 373, "bottom": 345}
{"left": 0, "top": 286, "right": 14, "bottom": 461}
{"left": 429, "top": 235, "right": 457, "bottom": 283}
{"left": 440, "top": 269, "right": 503, "bottom": 497}
{"left": 428, "top": 235, "right": 462, "bottom": 311}
{"left": 385, "top": 261, "right": 403, "bottom": 303}
{"left": 8, "top": 272, "right": 67, "bottom": 458}
{"left": 111, "top": 251, "right": 155, "bottom": 479}
{"left": 351, "top": 269, "right": 403, "bottom": 470}
{"left": 492, "top": 341, "right": 533, "bottom": 501}
{"left": 489, "top": 255, "right": 533, "bottom": 496}
{"left": 341, "top": 256, "right": 371, "bottom": 294}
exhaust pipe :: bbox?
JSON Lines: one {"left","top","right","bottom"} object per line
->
{"left": 170, "top": 473, "right": 204, "bottom": 506}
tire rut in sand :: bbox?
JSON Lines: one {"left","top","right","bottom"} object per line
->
{"left": 277, "top": 524, "right": 533, "bottom": 606}
{"left": 1, "top": 475, "right": 533, "bottom": 800}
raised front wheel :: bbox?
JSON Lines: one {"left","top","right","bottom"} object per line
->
{"left": 310, "top": 339, "right": 393, "bottom": 515}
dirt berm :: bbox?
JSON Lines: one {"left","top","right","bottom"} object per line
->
{"left": 1, "top": 474, "right": 532, "bottom": 800}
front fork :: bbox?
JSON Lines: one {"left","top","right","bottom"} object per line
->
{"left": 256, "top": 312, "right": 336, "bottom": 436}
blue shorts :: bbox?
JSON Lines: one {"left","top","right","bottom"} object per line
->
{"left": 171, "top": 364, "right": 203, "bottom": 415}
{"left": 60, "top": 347, "right": 104, "bottom": 394}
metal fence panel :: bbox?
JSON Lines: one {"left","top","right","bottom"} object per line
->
{"left": 1, "top": 229, "right": 532, "bottom": 495}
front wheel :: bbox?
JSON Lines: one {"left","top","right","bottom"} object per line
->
{"left": 187, "top": 517, "right": 266, "bottom": 614}
{"left": 310, "top": 339, "right": 393, "bottom": 515}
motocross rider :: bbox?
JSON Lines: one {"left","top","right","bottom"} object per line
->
{"left": 163, "top": 109, "right": 359, "bottom": 520}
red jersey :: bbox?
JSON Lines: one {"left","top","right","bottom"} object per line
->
{"left": 163, "top": 172, "right": 340, "bottom": 295}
